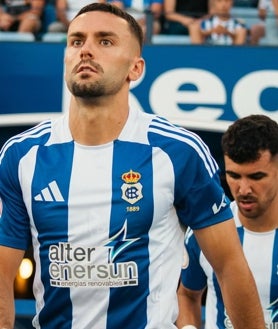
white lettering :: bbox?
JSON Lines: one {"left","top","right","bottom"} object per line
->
{"left": 233, "top": 70, "right": 278, "bottom": 121}
{"left": 149, "top": 68, "right": 225, "bottom": 122}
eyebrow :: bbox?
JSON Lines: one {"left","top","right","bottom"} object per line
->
{"left": 225, "top": 170, "right": 267, "bottom": 177}
{"left": 68, "top": 31, "right": 86, "bottom": 39}
{"left": 68, "top": 31, "right": 119, "bottom": 39}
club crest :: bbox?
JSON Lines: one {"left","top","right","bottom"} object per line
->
{"left": 121, "top": 170, "right": 143, "bottom": 205}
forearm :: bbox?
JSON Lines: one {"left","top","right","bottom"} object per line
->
{"left": 0, "top": 247, "right": 25, "bottom": 329}
{"left": 176, "top": 285, "right": 203, "bottom": 329}
{"left": 0, "top": 277, "right": 15, "bottom": 328}
{"left": 194, "top": 221, "right": 265, "bottom": 329}
{"left": 30, "top": 0, "right": 45, "bottom": 16}
{"left": 176, "top": 302, "right": 202, "bottom": 329}
{"left": 218, "top": 266, "right": 264, "bottom": 329}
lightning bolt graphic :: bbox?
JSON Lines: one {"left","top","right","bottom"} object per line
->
{"left": 267, "top": 298, "right": 278, "bottom": 322}
{"left": 104, "top": 220, "right": 139, "bottom": 263}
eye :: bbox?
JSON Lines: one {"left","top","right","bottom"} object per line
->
{"left": 100, "top": 39, "right": 112, "bottom": 46}
{"left": 249, "top": 173, "right": 266, "bottom": 181}
{"left": 72, "top": 39, "right": 83, "bottom": 47}
{"left": 226, "top": 171, "right": 240, "bottom": 179}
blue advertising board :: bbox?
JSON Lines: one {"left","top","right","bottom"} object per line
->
{"left": 0, "top": 42, "right": 277, "bottom": 131}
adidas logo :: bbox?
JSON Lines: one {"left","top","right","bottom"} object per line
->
{"left": 34, "top": 180, "right": 64, "bottom": 202}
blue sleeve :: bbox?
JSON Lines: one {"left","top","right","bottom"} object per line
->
{"left": 0, "top": 144, "right": 31, "bottom": 250}
{"left": 174, "top": 143, "right": 233, "bottom": 230}
{"left": 181, "top": 229, "right": 207, "bottom": 291}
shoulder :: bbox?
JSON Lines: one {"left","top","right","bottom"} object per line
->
{"left": 147, "top": 114, "right": 219, "bottom": 176}
{"left": 148, "top": 114, "right": 209, "bottom": 152}
{"left": 0, "top": 120, "right": 52, "bottom": 164}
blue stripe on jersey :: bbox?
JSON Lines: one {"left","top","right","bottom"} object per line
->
{"left": 270, "top": 230, "right": 278, "bottom": 322}
{"left": 31, "top": 141, "right": 74, "bottom": 328}
{"left": 237, "top": 226, "right": 244, "bottom": 244}
{"left": 106, "top": 140, "right": 153, "bottom": 328}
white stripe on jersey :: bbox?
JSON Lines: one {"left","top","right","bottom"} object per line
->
{"left": 205, "top": 201, "right": 277, "bottom": 328}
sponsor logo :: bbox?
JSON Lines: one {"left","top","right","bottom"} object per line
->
{"left": 49, "top": 221, "right": 139, "bottom": 288}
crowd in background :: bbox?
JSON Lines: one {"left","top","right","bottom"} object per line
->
{"left": 0, "top": 0, "right": 277, "bottom": 45}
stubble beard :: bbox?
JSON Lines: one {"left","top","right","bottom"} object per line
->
{"left": 70, "top": 80, "right": 105, "bottom": 98}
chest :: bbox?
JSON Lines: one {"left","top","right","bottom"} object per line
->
{"left": 21, "top": 142, "right": 175, "bottom": 243}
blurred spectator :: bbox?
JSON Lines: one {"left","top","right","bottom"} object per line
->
{"left": 192, "top": 0, "right": 248, "bottom": 44}
{"left": 48, "top": 0, "right": 105, "bottom": 33}
{"left": 40, "top": 0, "right": 56, "bottom": 33}
{"left": 250, "top": 0, "right": 278, "bottom": 44}
{"left": 110, "top": 0, "right": 163, "bottom": 37}
{"left": 0, "top": 0, "right": 45, "bottom": 33}
{"left": 161, "top": 0, "right": 209, "bottom": 41}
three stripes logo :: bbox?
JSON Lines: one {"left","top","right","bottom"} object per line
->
{"left": 34, "top": 180, "right": 64, "bottom": 202}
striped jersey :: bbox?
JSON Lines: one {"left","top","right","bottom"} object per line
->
{"left": 0, "top": 107, "right": 232, "bottom": 329}
{"left": 111, "top": 0, "right": 163, "bottom": 21}
{"left": 201, "top": 15, "right": 246, "bottom": 45}
{"left": 181, "top": 201, "right": 278, "bottom": 329}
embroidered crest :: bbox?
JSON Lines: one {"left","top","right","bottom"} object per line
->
{"left": 121, "top": 170, "right": 143, "bottom": 205}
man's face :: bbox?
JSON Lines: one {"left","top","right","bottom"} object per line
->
{"left": 64, "top": 11, "right": 143, "bottom": 99}
{"left": 225, "top": 150, "right": 278, "bottom": 219}
{"left": 213, "top": 0, "right": 233, "bottom": 16}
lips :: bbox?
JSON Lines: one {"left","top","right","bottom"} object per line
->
{"left": 238, "top": 199, "right": 257, "bottom": 212}
{"left": 77, "top": 64, "right": 98, "bottom": 73}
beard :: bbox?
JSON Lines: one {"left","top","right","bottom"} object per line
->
{"left": 68, "top": 74, "right": 124, "bottom": 99}
{"left": 70, "top": 79, "right": 106, "bottom": 98}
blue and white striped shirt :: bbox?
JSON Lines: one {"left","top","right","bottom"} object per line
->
{"left": 0, "top": 107, "right": 232, "bottom": 328}
{"left": 181, "top": 201, "right": 278, "bottom": 329}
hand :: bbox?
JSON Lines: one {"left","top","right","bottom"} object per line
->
{"left": 0, "top": 12, "right": 15, "bottom": 30}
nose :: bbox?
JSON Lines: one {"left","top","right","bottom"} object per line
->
{"left": 238, "top": 178, "right": 252, "bottom": 195}
{"left": 80, "top": 41, "right": 94, "bottom": 60}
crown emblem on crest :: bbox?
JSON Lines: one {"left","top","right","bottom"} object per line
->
{"left": 122, "top": 170, "right": 141, "bottom": 184}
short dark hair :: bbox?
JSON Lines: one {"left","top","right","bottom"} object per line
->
{"left": 74, "top": 2, "right": 144, "bottom": 53}
{"left": 222, "top": 114, "right": 278, "bottom": 163}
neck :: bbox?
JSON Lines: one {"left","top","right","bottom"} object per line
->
{"left": 68, "top": 96, "right": 129, "bottom": 146}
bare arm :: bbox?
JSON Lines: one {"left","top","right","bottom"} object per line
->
{"left": 163, "top": 0, "right": 195, "bottom": 27}
{"left": 272, "top": 0, "right": 278, "bottom": 16}
{"left": 176, "top": 283, "right": 204, "bottom": 329}
{"left": 55, "top": 0, "right": 69, "bottom": 27}
{"left": 29, "top": 0, "right": 45, "bottom": 17}
{"left": 194, "top": 219, "right": 265, "bottom": 329}
{"left": 233, "top": 26, "right": 247, "bottom": 45}
{"left": 0, "top": 246, "right": 25, "bottom": 329}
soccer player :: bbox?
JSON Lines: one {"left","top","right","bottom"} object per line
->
{"left": 177, "top": 114, "right": 278, "bottom": 329}
{"left": 0, "top": 3, "right": 265, "bottom": 328}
